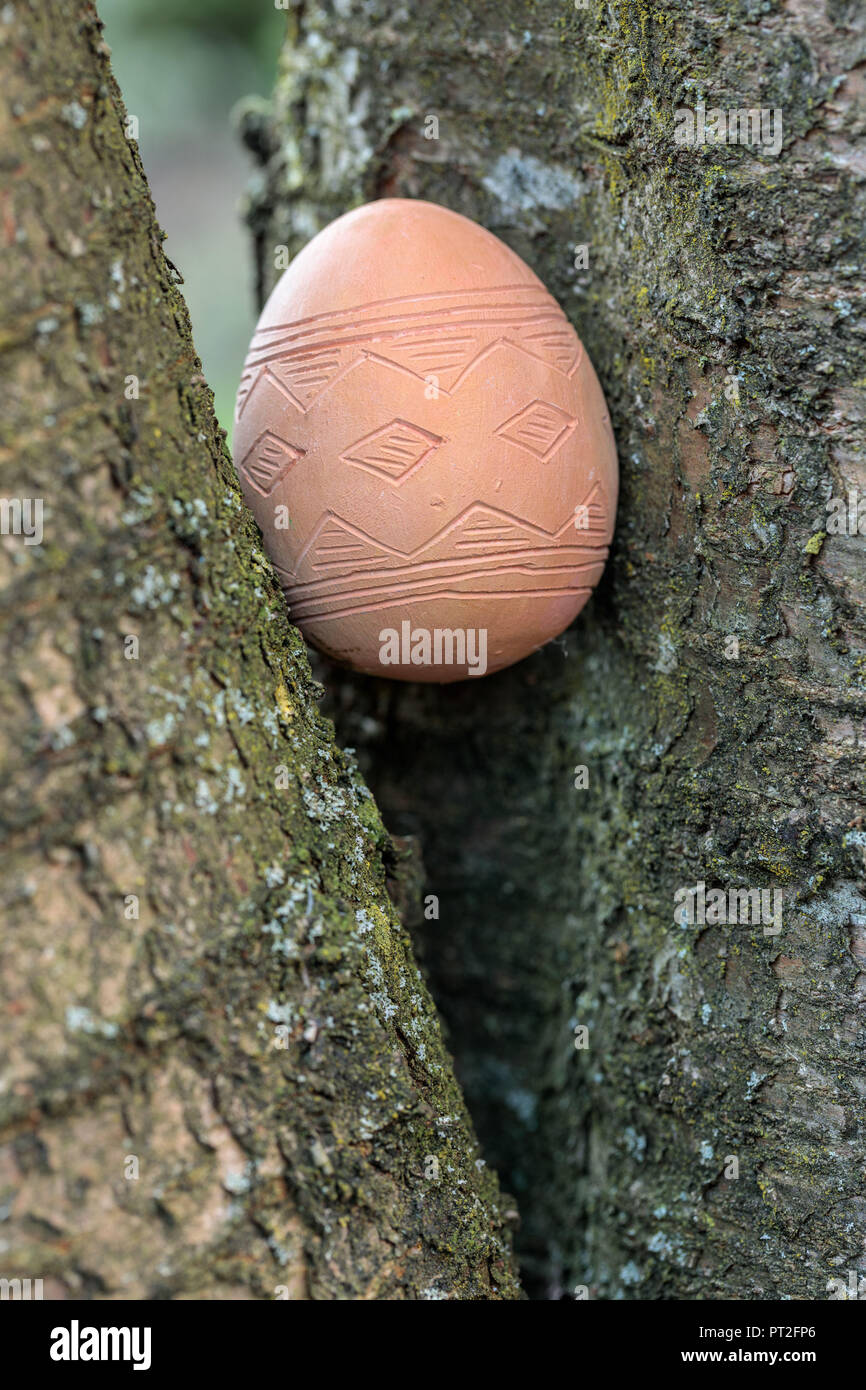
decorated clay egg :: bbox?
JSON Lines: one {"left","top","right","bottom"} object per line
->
{"left": 232, "top": 198, "right": 617, "bottom": 682}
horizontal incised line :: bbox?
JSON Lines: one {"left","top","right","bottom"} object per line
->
{"left": 253, "top": 284, "right": 554, "bottom": 336}
{"left": 292, "top": 586, "right": 594, "bottom": 624}
{"left": 291, "top": 563, "right": 599, "bottom": 613}
{"left": 246, "top": 312, "right": 573, "bottom": 370}
{"left": 454, "top": 533, "right": 604, "bottom": 548}
{"left": 304, "top": 546, "right": 609, "bottom": 586}
{"left": 300, "top": 555, "right": 605, "bottom": 594}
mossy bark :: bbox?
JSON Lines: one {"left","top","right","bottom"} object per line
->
{"left": 0, "top": 0, "right": 521, "bottom": 1300}
{"left": 240, "top": 0, "right": 866, "bottom": 1298}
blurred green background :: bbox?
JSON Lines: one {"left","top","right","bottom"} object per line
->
{"left": 99, "top": 0, "right": 284, "bottom": 440}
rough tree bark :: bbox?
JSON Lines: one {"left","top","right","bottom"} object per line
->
{"left": 238, "top": 0, "right": 866, "bottom": 1298}
{"left": 0, "top": 1, "right": 521, "bottom": 1300}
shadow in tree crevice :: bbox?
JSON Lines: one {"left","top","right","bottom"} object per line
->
{"left": 314, "top": 584, "right": 621, "bottom": 1299}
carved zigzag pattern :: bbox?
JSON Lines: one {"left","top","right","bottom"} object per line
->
{"left": 235, "top": 284, "right": 583, "bottom": 421}
{"left": 277, "top": 487, "right": 610, "bottom": 623}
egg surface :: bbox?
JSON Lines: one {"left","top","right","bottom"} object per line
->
{"left": 233, "top": 198, "right": 617, "bottom": 681}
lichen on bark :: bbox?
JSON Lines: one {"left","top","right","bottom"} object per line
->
{"left": 241, "top": 0, "right": 866, "bottom": 1298}
{"left": 0, "top": 0, "right": 521, "bottom": 1300}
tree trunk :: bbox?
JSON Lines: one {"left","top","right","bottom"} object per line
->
{"left": 239, "top": 0, "right": 866, "bottom": 1298}
{"left": 0, "top": 0, "right": 521, "bottom": 1301}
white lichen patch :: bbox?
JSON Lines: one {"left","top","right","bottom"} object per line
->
{"left": 482, "top": 149, "right": 585, "bottom": 216}
{"left": 61, "top": 100, "right": 88, "bottom": 129}
{"left": 194, "top": 778, "right": 219, "bottom": 815}
{"left": 65, "top": 1005, "right": 118, "bottom": 1038}
{"left": 224, "top": 765, "right": 246, "bottom": 803}
{"left": 227, "top": 688, "right": 256, "bottom": 725}
{"left": 653, "top": 631, "right": 678, "bottom": 674}
{"left": 130, "top": 565, "right": 182, "bottom": 609}
{"left": 302, "top": 781, "right": 350, "bottom": 826}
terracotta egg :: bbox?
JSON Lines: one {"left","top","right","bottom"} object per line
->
{"left": 232, "top": 198, "right": 617, "bottom": 682}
